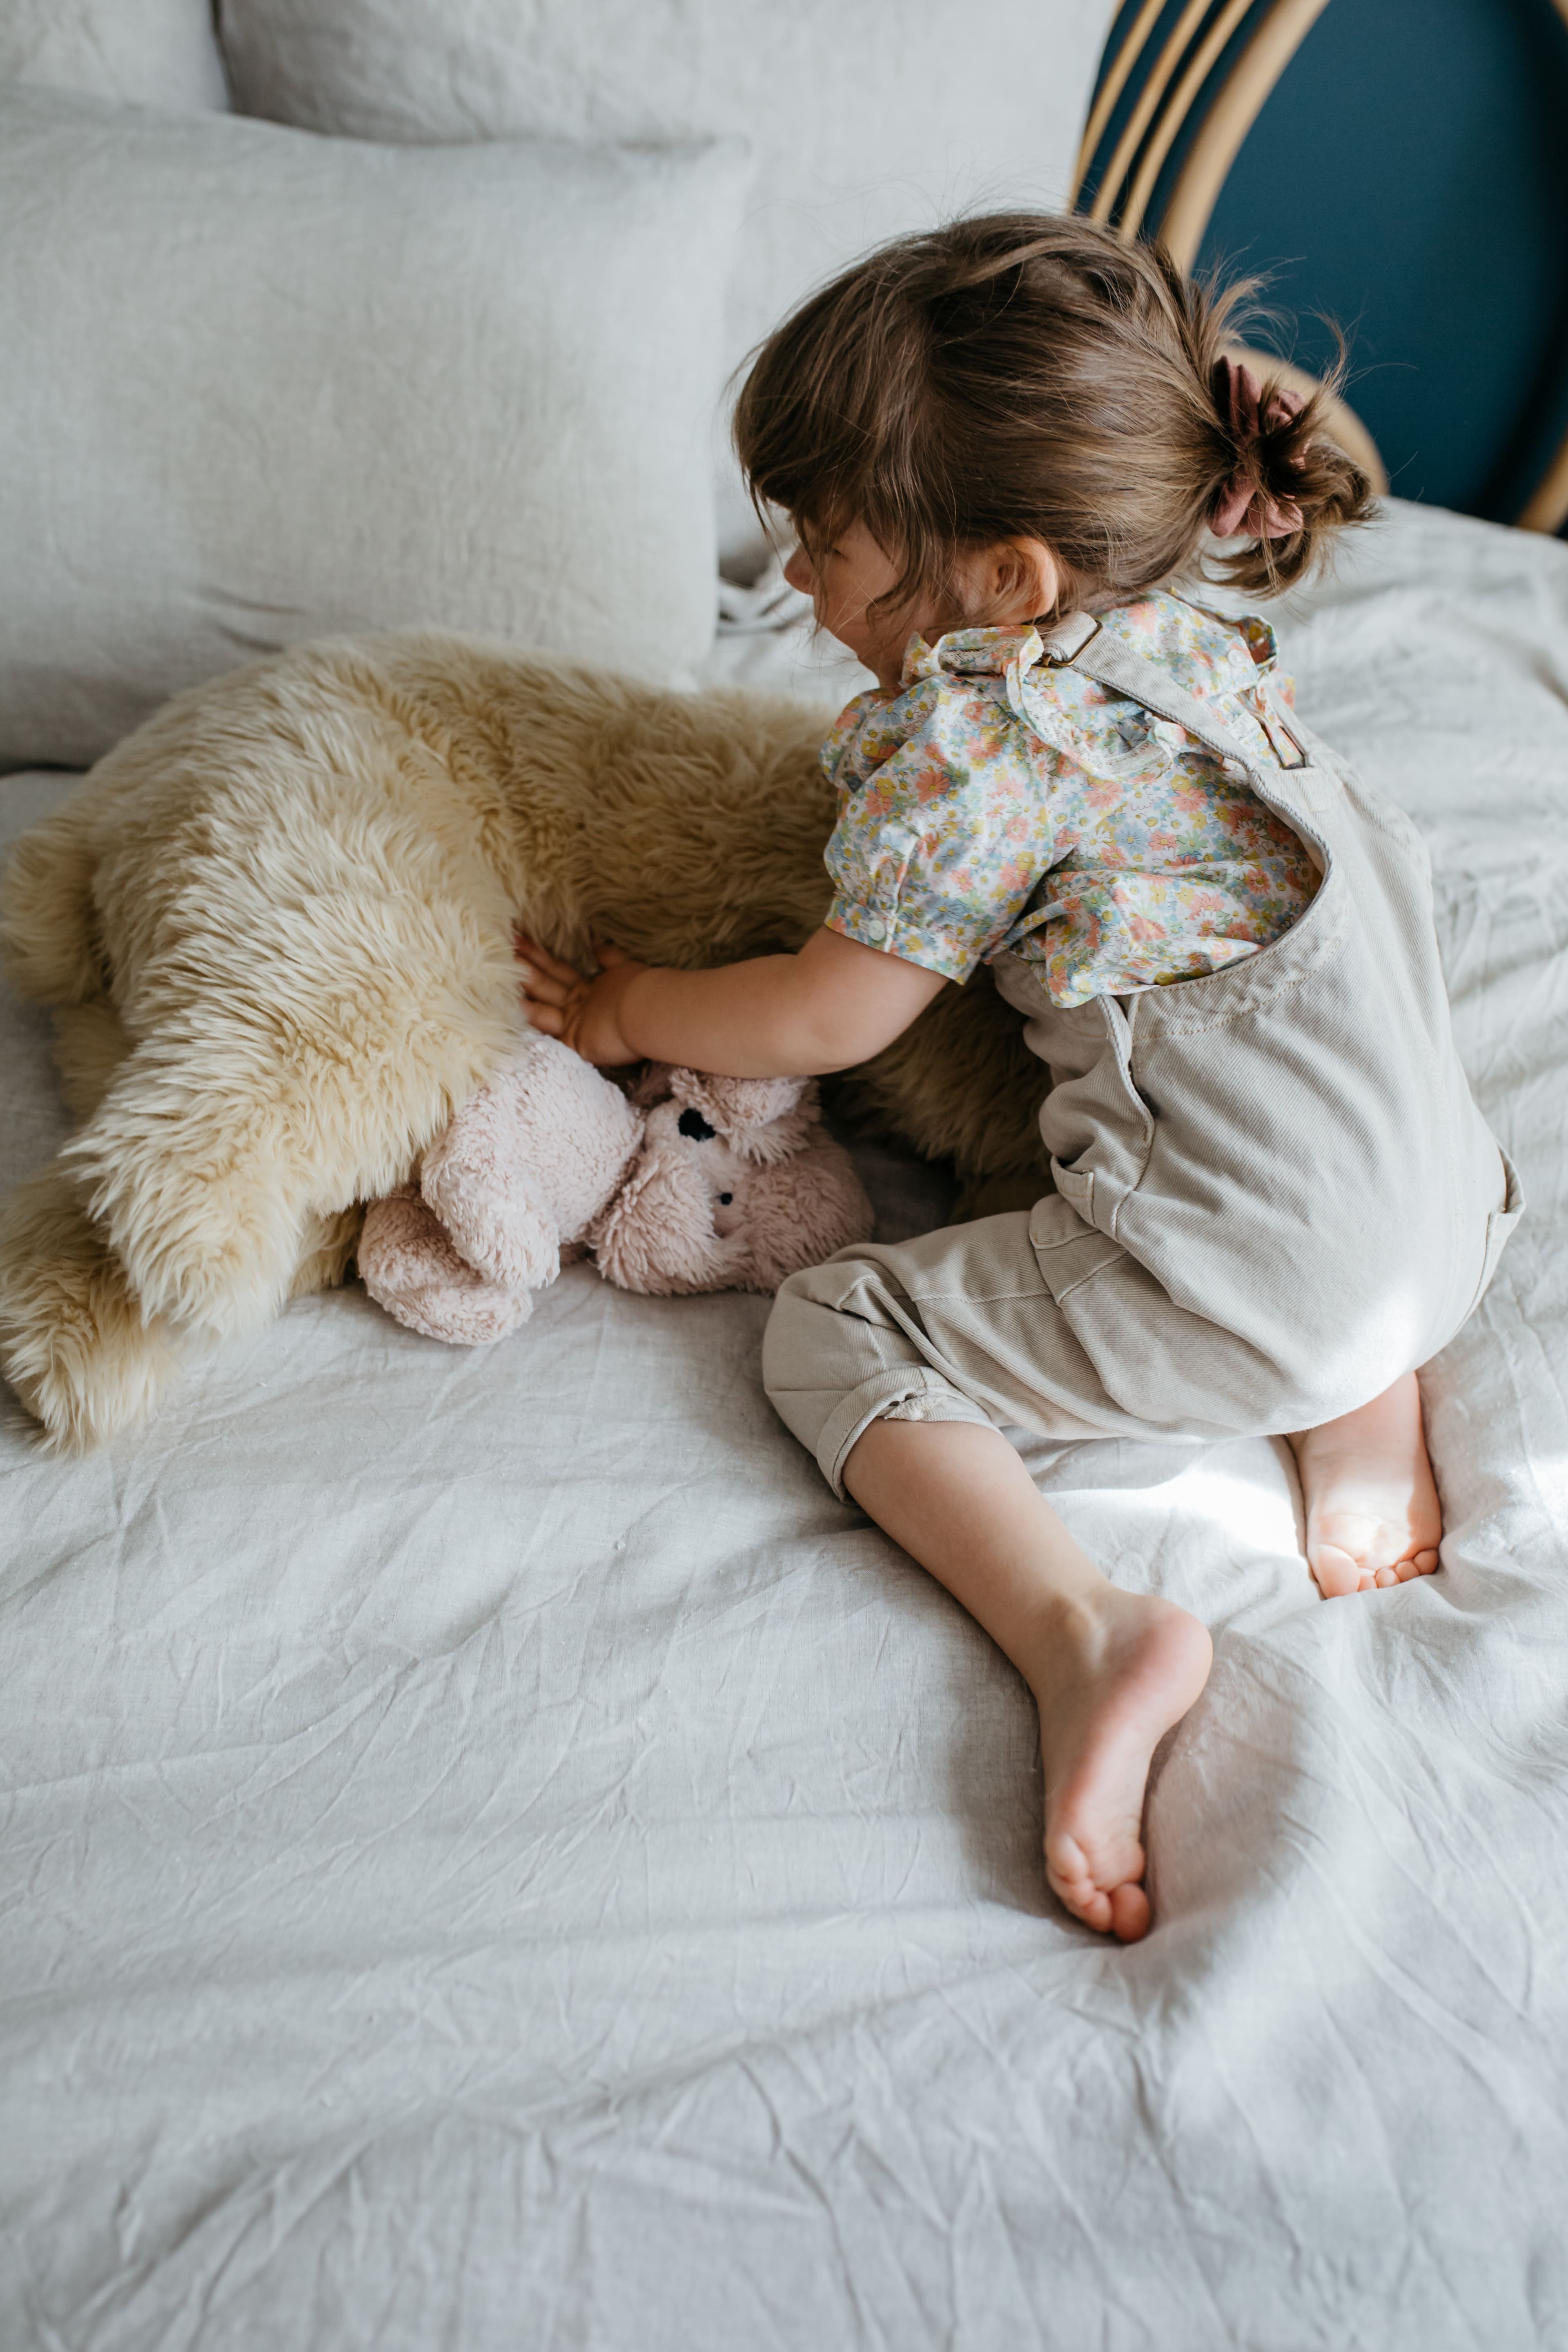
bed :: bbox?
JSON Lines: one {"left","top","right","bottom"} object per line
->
{"left": 5, "top": 495, "right": 1566, "bottom": 2350}
{"left": 4, "top": 7, "right": 1568, "bottom": 2349}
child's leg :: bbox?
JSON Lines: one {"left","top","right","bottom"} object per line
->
{"left": 842, "top": 1417, "right": 1213, "bottom": 1943}
{"left": 1287, "top": 1371, "right": 1442, "bottom": 1597}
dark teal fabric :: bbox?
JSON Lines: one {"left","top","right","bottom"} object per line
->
{"left": 1080, "top": 0, "right": 1568, "bottom": 525}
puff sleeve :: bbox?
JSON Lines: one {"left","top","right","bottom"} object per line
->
{"left": 821, "top": 640, "right": 1067, "bottom": 984}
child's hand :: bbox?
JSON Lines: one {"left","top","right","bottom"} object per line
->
{"left": 522, "top": 920, "right": 945, "bottom": 1079}
{"left": 514, "top": 935, "right": 648, "bottom": 1067}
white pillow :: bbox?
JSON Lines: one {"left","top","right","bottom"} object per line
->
{"left": 0, "top": 0, "right": 228, "bottom": 111}
{"left": 0, "top": 88, "right": 746, "bottom": 770}
{"left": 216, "top": 0, "right": 1115, "bottom": 543}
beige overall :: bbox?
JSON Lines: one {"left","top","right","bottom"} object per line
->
{"left": 764, "top": 612, "right": 1522, "bottom": 1497}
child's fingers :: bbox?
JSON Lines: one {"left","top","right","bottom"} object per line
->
{"left": 514, "top": 942, "right": 586, "bottom": 1010}
{"left": 517, "top": 968, "right": 574, "bottom": 1009}
{"left": 514, "top": 934, "right": 589, "bottom": 984}
{"left": 523, "top": 998, "right": 566, "bottom": 1037}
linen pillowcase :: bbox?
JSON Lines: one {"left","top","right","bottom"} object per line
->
{"left": 215, "top": 0, "right": 1114, "bottom": 545}
{"left": 0, "top": 88, "right": 746, "bottom": 770}
{"left": 0, "top": 0, "right": 228, "bottom": 110}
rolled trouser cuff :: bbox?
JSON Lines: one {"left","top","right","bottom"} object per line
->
{"left": 807, "top": 1367, "right": 994, "bottom": 1501}
{"left": 765, "top": 1257, "right": 1000, "bottom": 1497}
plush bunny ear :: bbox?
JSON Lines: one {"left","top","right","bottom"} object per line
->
{"left": 662, "top": 1069, "right": 814, "bottom": 1165}
{"left": 728, "top": 1128, "right": 875, "bottom": 1292}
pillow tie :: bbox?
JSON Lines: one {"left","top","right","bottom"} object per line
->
{"left": 1210, "top": 357, "right": 1309, "bottom": 541}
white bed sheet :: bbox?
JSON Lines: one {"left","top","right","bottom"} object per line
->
{"left": 3, "top": 499, "right": 1566, "bottom": 2350}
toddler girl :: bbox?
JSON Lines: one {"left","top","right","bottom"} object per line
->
{"left": 517, "top": 216, "right": 1519, "bottom": 1943}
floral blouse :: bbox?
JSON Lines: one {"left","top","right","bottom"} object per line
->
{"left": 822, "top": 592, "right": 1319, "bottom": 1007}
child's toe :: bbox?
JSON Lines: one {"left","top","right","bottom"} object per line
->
{"left": 1046, "top": 1829, "right": 1150, "bottom": 1942}
{"left": 1107, "top": 1882, "right": 1151, "bottom": 1942}
{"left": 1047, "top": 1860, "right": 1106, "bottom": 1933}
{"left": 1309, "top": 1540, "right": 1364, "bottom": 1598}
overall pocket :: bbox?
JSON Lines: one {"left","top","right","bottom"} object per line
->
{"left": 1468, "top": 1145, "right": 1526, "bottom": 1316}
{"left": 1028, "top": 1189, "right": 1127, "bottom": 1303}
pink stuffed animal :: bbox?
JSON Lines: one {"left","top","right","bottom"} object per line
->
{"left": 358, "top": 1033, "right": 874, "bottom": 1344}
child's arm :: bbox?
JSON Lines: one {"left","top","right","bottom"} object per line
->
{"left": 514, "top": 927, "right": 947, "bottom": 1078}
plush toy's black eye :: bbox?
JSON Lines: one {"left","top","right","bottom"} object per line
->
{"left": 718, "top": 1192, "right": 733, "bottom": 1205}
{"left": 678, "top": 1107, "right": 716, "bottom": 1142}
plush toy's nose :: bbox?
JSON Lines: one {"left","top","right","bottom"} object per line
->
{"left": 677, "top": 1107, "right": 716, "bottom": 1142}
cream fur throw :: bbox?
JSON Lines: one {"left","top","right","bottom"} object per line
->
{"left": 0, "top": 630, "right": 1048, "bottom": 1450}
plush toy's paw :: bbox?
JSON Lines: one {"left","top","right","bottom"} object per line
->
{"left": 420, "top": 1036, "right": 641, "bottom": 1291}
{"left": 421, "top": 1153, "right": 560, "bottom": 1295}
{"left": 359, "top": 1184, "right": 530, "bottom": 1346}
{"left": 418, "top": 1045, "right": 562, "bottom": 1294}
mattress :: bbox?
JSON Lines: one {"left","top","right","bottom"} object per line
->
{"left": 3, "top": 498, "right": 1566, "bottom": 2350}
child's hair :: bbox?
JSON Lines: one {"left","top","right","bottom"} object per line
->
{"left": 733, "top": 211, "right": 1372, "bottom": 619}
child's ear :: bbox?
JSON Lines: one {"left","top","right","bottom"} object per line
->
{"left": 995, "top": 536, "right": 1063, "bottom": 623}
{"left": 951, "top": 537, "right": 1062, "bottom": 628}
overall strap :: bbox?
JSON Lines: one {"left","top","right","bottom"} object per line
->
{"left": 1039, "top": 611, "right": 1305, "bottom": 775}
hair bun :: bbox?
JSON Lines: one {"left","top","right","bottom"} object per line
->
{"left": 1209, "top": 357, "right": 1307, "bottom": 541}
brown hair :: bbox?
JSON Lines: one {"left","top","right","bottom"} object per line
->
{"left": 733, "top": 211, "right": 1372, "bottom": 622}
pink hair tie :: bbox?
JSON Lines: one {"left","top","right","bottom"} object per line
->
{"left": 1210, "top": 356, "right": 1308, "bottom": 541}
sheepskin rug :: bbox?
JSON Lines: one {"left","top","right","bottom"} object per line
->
{"left": 0, "top": 630, "right": 1049, "bottom": 1449}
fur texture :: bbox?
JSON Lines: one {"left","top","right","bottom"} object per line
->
{"left": 0, "top": 629, "right": 1048, "bottom": 1446}
{"left": 587, "top": 1065, "right": 870, "bottom": 1299}
{"left": 360, "top": 1036, "right": 872, "bottom": 1343}
{"left": 419, "top": 1033, "right": 645, "bottom": 1299}
{"left": 359, "top": 1184, "right": 529, "bottom": 1347}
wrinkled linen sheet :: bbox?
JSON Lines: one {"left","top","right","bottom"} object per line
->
{"left": 2, "top": 499, "right": 1566, "bottom": 2351}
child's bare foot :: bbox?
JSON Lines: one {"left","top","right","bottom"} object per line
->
{"left": 1022, "top": 1592, "right": 1214, "bottom": 1942}
{"left": 1287, "top": 1372, "right": 1443, "bottom": 1597}
{"left": 842, "top": 1419, "right": 1212, "bottom": 1942}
